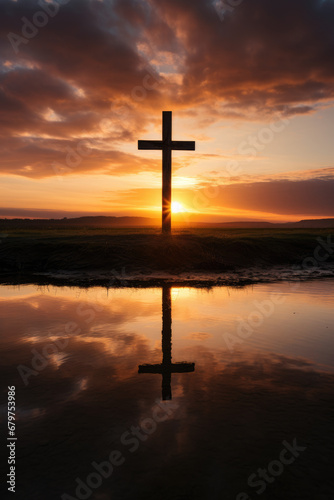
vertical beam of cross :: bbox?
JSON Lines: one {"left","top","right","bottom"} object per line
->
{"left": 138, "top": 285, "right": 195, "bottom": 400}
{"left": 161, "top": 284, "right": 172, "bottom": 399}
{"left": 162, "top": 112, "right": 172, "bottom": 233}
{"left": 138, "top": 111, "right": 195, "bottom": 234}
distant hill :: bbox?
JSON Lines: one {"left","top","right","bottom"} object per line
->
{"left": 0, "top": 216, "right": 159, "bottom": 229}
{"left": 194, "top": 218, "right": 334, "bottom": 229}
{"left": 284, "top": 218, "right": 334, "bottom": 228}
{"left": 0, "top": 216, "right": 333, "bottom": 229}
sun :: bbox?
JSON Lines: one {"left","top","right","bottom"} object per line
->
{"left": 171, "top": 201, "right": 185, "bottom": 213}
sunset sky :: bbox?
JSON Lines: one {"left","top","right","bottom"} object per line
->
{"left": 1, "top": 0, "right": 334, "bottom": 222}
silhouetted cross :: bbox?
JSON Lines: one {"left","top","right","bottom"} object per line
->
{"left": 138, "top": 285, "right": 195, "bottom": 400}
{"left": 138, "top": 111, "right": 195, "bottom": 234}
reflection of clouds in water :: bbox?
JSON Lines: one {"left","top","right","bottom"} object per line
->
{"left": 3, "top": 334, "right": 334, "bottom": 499}
{"left": 1, "top": 283, "right": 334, "bottom": 498}
{"left": 49, "top": 352, "right": 68, "bottom": 369}
{"left": 14, "top": 378, "right": 88, "bottom": 423}
{"left": 16, "top": 408, "right": 46, "bottom": 420}
{"left": 0, "top": 293, "right": 159, "bottom": 350}
{"left": 2, "top": 282, "right": 334, "bottom": 370}
{"left": 66, "top": 377, "right": 89, "bottom": 401}
{"left": 183, "top": 332, "right": 213, "bottom": 340}
{"left": 72, "top": 331, "right": 149, "bottom": 357}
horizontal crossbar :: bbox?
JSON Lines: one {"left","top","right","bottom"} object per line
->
{"left": 138, "top": 140, "right": 195, "bottom": 151}
{"left": 138, "top": 362, "right": 195, "bottom": 374}
{"left": 138, "top": 140, "right": 163, "bottom": 150}
{"left": 172, "top": 141, "right": 195, "bottom": 150}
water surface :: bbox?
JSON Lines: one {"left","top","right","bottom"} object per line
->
{"left": 1, "top": 280, "right": 334, "bottom": 499}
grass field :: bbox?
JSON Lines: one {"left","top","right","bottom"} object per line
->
{"left": 0, "top": 228, "right": 333, "bottom": 280}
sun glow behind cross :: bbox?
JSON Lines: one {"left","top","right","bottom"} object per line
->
{"left": 171, "top": 201, "right": 186, "bottom": 213}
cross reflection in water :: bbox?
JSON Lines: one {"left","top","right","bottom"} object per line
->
{"left": 138, "top": 285, "right": 195, "bottom": 400}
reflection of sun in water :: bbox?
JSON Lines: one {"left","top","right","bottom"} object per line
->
{"left": 171, "top": 201, "right": 185, "bottom": 213}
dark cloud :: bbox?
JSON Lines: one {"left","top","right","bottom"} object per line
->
{"left": 152, "top": 0, "right": 334, "bottom": 115}
{"left": 0, "top": 0, "right": 168, "bottom": 177}
{"left": 0, "top": 135, "right": 161, "bottom": 178}
{"left": 113, "top": 170, "right": 334, "bottom": 218}
{"left": 0, "top": 0, "right": 333, "bottom": 179}
{"left": 208, "top": 178, "right": 334, "bottom": 216}
{"left": 182, "top": 172, "right": 334, "bottom": 217}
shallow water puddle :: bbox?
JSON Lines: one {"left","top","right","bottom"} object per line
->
{"left": 1, "top": 280, "right": 334, "bottom": 499}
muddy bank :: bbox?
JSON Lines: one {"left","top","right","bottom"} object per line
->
{"left": 0, "top": 229, "right": 333, "bottom": 287}
{"left": 1, "top": 264, "right": 334, "bottom": 288}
